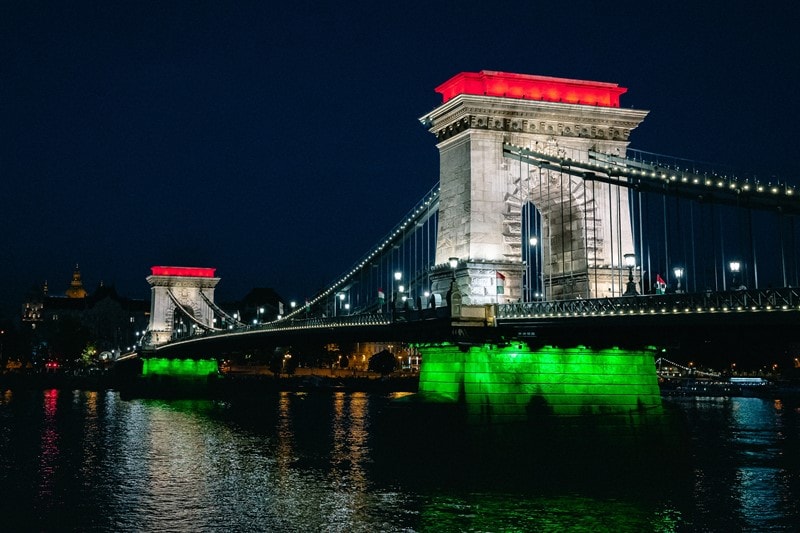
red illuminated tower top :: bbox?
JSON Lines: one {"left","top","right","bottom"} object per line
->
{"left": 150, "top": 266, "right": 216, "bottom": 278}
{"left": 435, "top": 70, "right": 626, "bottom": 107}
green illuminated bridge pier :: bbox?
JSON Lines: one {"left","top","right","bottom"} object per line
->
{"left": 125, "top": 71, "right": 800, "bottom": 426}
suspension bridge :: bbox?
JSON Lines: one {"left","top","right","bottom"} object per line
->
{"left": 125, "top": 70, "right": 800, "bottom": 423}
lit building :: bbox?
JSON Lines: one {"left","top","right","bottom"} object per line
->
{"left": 21, "top": 265, "right": 150, "bottom": 358}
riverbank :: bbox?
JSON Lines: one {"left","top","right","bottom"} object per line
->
{"left": 0, "top": 371, "right": 420, "bottom": 399}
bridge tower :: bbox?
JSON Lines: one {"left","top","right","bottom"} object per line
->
{"left": 144, "top": 266, "right": 220, "bottom": 346}
{"left": 420, "top": 71, "right": 649, "bottom": 303}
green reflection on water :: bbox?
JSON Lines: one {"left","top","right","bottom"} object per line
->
{"left": 419, "top": 493, "right": 683, "bottom": 532}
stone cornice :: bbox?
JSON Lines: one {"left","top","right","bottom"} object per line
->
{"left": 421, "top": 94, "right": 648, "bottom": 144}
{"left": 146, "top": 275, "right": 220, "bottom": 289}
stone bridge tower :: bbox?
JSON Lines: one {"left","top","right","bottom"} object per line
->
{"left": 420, "top": 71, "right": 649, "bottom": 304}
{"left": 145, "top": 266, "right": 220, "bottom": 346}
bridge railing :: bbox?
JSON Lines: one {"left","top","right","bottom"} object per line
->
{"left": 495, "top": 287, "right": 800, "bottom": 319}
{"left": 188, "top": 313, "right": 395, "bottom": 339}
{"left": 158, "top": 288, "right": 800, "bottom": 349}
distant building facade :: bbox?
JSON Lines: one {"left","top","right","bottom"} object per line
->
{"left": 21, "top": 265, "right": 150, "bottom": 358}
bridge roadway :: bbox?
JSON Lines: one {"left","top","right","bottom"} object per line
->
{"left": 149, "top": 287, "right": 800, "bottom": 364}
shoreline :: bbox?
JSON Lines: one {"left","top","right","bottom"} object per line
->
{"left": 0, "top": 371, "right": 420, "bottom": 399}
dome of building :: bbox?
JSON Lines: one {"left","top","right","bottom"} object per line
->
{"left": 66, "top": 264, "right": 88, "bottom": 299}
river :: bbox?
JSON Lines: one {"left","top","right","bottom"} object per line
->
{"left": 1, "top": 387, "right": 798, "bottom": 531}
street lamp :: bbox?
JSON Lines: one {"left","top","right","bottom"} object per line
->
{"left": 446, "top": 257, "right": 459, "bottom": 307}
{"left": 623, "top": 253, "right": 638, "bottom": 296}
{"left": 257, "top": 306, "right": 264, "bottom": 324}
{"left": 393, "top": 271, "right": 403, "bottom": 314}
{"left": 729, "top": 260, "right": 741, "bottom": 290}
{"left": 528, "top": 236, "right": 538, "bottom": 301}
{"left": 673, "top": 267, "right": 684, "bottom": 293}
{"left": 337, "top": 292, "right": 345, "bottom": 316}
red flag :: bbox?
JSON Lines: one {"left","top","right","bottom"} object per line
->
{"left": 496, "top": 272, "right": 505, "bottom": 294}
{"left": 656, "top": 274, "right": 666, "bottom": 286}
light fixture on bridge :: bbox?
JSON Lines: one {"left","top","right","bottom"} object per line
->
{"left": 290, "top": 301, "right": 296, "bottom": 309}
{"left": 394, "top": 271, "right": 402, "bottom": 281}
{"left": 398, "top": 285, "right": 405, "bottom": 293}
{"left": 729, "top": 260, "right": 742, "bottom": 290}
{"left": 673, "top": 267, "right": 684, "bottom": 293}
{"left": 623, "top": 253, "right": 639, "bottom": 296}
{"left": 529, "top": 236, "right": 538, "bottom": 246}
{"left": 449, "top": 257, "right": 459, "bottom": 269}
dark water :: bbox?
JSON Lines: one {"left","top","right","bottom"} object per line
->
{"left": 1, "top": 388, "right": 799, "bottom": 532}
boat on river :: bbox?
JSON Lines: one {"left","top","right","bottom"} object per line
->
{"left": 660, "top": 376, "right": 779, "bottom": 398}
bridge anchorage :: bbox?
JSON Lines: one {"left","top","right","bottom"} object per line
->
{"left": 129, "top": 70, "right": 800, "bottom": 429}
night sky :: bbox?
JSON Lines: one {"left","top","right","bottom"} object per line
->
{"left": 2, "top": 2, "right": 799, "bottom": 319}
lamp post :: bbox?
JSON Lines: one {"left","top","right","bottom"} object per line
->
{"left": 393, "top": 271, "right": 402, "bottom": 315}
{"left": 729, "top": 260, "right": 741, "bottom": 290}
{"left": 673, "top": 267, "right": 684, "bottom": 293}
{"left": 447, "top": 257, "right": 459, "bottom": 307}
{"left": 257, "top": 306, "right": 264, "bottom": 324}
{"left": 623, "top": 253, "right": 638, "bottom": 296}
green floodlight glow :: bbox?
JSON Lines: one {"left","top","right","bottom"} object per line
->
{"left": 142, "top": 357, "right": 218, "bottom": 378}
{"left": 416, "top": 343, "right": 662, "bottom": 422}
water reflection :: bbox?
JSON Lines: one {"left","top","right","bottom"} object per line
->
{"left": 38, "top": 389, "right": 60, "bottom": 504}
{"left": 671, "top": 396, "right": 800, "bottom": 531}
{"left": 419, "top": 493, "right": 683, "bottom": 532}
{"left": 0, "top": 389, "right": 798, "bottom": 531}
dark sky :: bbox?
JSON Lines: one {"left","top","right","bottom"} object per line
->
{"left": 2, "top": 1, "right": 799, "bottom": 318}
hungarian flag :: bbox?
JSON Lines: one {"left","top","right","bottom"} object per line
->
{"left": 496, "top": 272, "right": 506, "bottom": 294}
{"left": 377, "top": 288, "right": 385, "bottom": 303}
{"left": 656, "top": 274, "right": 667, "bottom": 294}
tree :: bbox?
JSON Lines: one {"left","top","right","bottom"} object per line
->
{"left": 368, "top": 349, "right": 398, "bottom": 375}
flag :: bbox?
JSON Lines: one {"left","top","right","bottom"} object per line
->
{"left": 656, "top": 274, "right": 667, "bottom": 294}
{"left": 496, "top": 272, "right": 506, "bottom": 294}
{"left": 377, "top": 288, "right": 385, "bottom": 303}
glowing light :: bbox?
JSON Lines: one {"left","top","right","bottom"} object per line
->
{"left": 142, "top": 357, "right": 218, "bottom": 377}
{"left": 435, "top": 71, "right": 626, "bottom": 107}
{"left": 416, "top": 343, "right": 662, "bottom": 419}
{"left": 150, "top": 266, "right": 216, "bottom": 278}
